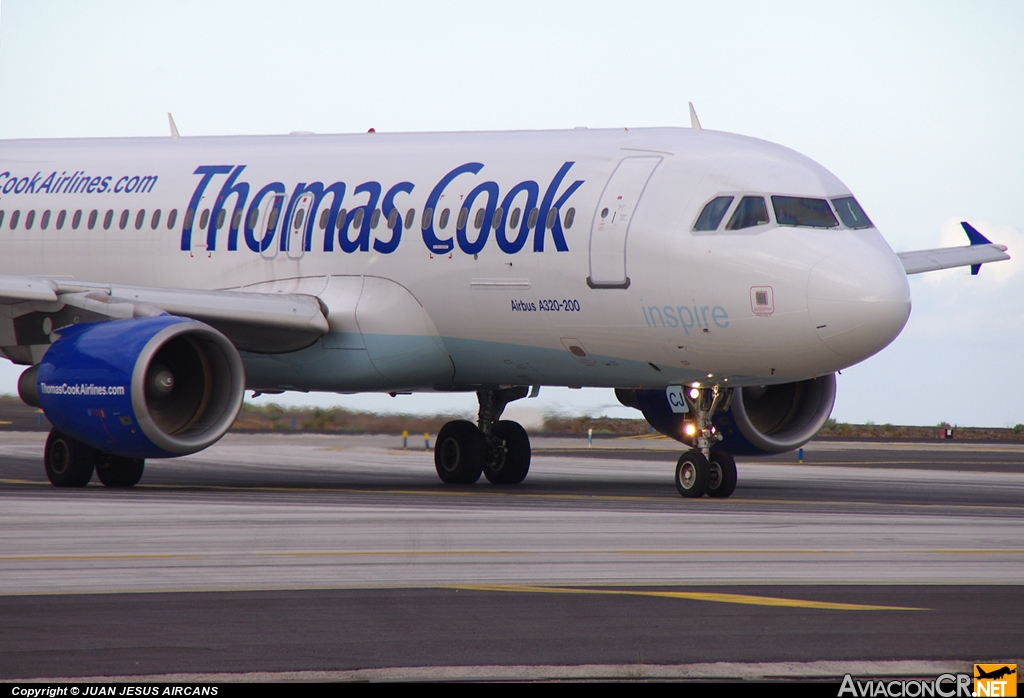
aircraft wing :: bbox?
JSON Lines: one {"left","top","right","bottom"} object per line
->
{"left": 897, "top": 222, "right": 1010, "bottom": 275}
{"left": 0, "top": 274, "right": 329, "bottom": 355}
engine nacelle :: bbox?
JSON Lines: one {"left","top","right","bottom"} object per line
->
{"left": 624, "top": 374, "right": 837, "bottom": 456}
{"left": 32, "top": 316, "right": 245, "bottom": 458}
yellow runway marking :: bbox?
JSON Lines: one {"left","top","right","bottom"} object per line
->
{"left": 448, "top": 584, "right": 927, "bottom": 611}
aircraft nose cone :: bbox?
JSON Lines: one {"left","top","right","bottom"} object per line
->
{"left": 807, "top": 246, "right": 911, "bottom": 362}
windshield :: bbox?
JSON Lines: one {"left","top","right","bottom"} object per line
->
{"left": 772, "top": 196, "right": 838, "bottom": 228}
{"left": 726, "top": 196, "right": 769, "bottom": 230}
{"left": 693, "top": 196, "right": 733, "bottom": 231}
{"left": 831, "top": 196, "right": 873, "bottom": 229}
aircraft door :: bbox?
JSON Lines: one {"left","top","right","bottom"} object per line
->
{"left": 287, "top": 193, "right": 314, "bottom": 260}
{"left": 587, "top": 156, "right": 662, "bottom": 289}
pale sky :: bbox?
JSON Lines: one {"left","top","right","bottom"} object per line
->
{"left": 1, "top": 1, "right": 1022, "bottom": 426}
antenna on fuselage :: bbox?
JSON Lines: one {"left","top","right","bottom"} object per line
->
{"left": 688, "top": 102, "right": 702, "bottom": 132}
{"left": 168, "top": 113, "right": 181, "bottom": 141}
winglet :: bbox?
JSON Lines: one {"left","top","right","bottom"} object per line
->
{"left": 962, "top": 221, "right": 991, "bottom": 246}
{"left": 962, "top": 222, "right": 993, "bottom": 275}
{"left": 688, "top": 102, "right": 702, "bottom": 132}
{"left": 168, "top": 113, "right": 180, "bottom": 141}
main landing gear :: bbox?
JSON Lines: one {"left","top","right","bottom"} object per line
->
{"left": 44, "top": 428, "right": 145, "bottom": 488}
{"left": 674, "top": 385, "right": 738, "bottom": 499}
{"left": 434, "top": 388, "right": 532, "bottom": 485}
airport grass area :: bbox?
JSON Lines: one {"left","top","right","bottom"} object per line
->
{"left": 3, "top": 395, "right": 1024, "bottom": 440}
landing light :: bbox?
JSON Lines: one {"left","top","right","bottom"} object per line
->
{"left": 684, "top": 423, "right": 696, "bottom": 437}
{"left": 688, "top": 388, "right": 700, "bottom": 399}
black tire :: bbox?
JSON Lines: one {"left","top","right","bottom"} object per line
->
{"left": 44, "top": 429, "right": 96, "bottom": 488}
{"left": 675, "top": 449, "right": 710, "bottom": 498}
{"left": 707, "top": 451, "right": 737, "bottom": 498}
{"left": 484, "top": 420, "right": 531, "bottom": 485}
{"left": 434, "top": 420, "right": 484, "bottom": 484}
{"left": 95, "top": 456, "right": 145, "bottom": 488}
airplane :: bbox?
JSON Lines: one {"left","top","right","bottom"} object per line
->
{"left": 0, "top": 108, "right": 1009, "bottom": 496}
{"left": 975, "top": 666, "right": 1016, "bottom": 681}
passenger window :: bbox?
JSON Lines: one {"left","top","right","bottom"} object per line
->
{"left": 293, "top": 208, "right": 305, "bottom": 230}
{"left": 421, "top": 207, "right": 432, "bottom": 230}
{"left": 439, "top": 208, "right": 450, "bottom": 229}
{"left": 694, "top": 196, "right": 734, "bottom": 231}
{"left": 135, "top": 210, "right": 145, "bottom": 230}
{"left": 831, "top": 196, "right": 873, "bottom": 229}
{"left": 492, "top": 208, "right": 503, "bottom": 230}
{"left": 319, "top": 209, "right": 330, "bottom": 230}
{"left": 41, "top": 211, "right": 51, "bottom": 230}
{"left": 199, "top": 209, "right": 209, "bottom": 229}
{"left": 151, "top": 210, "right": 162, "bottom": 230}
{"left": 510, "top": 208, "right": 521, "bottom": 229}
{"left": 267, "top": 208, "right": 279, "bottom": 230}
{"left": 216, "top": 209, "right": 227, "bottom": 230}
{"left": 457, "top": 207, "right": 469, "bottom": 229}
{"left": 168, "top": 209, "right": 178, "bottom": 229}
{"left": 25, "top": 211, "right": 35, "bottom": 230}
{"left": 370, "top": 209, "right": 380, "bottom": 229}
{"left": 10, "top": 211, "right": 19, "bottom": 229}
{"left": 405, "top": 208, "right": 415, "bottom": 230}
{"left": 565, "top": 207, "right": 576, "bottom": 229}
{"left": 119, "top": 210, "right": 129, "bottom": 230}
{"left": 57, "top": 210, "right": 67, "bottom": 229}
{"left": 350, "top": 209, "right": 362, "bottom": 229}
{"left": 474, "top": 208, "right": 484, "bottom": 230}
{"left": 183, "top": 209, "right": 194, "bottom": 229}
{"left": 104, "top": 210, "right": 114, "bottom": 230}
{"left": 387, "top": 208, "right": 398, "bottom": 229}
{"left": 726, "top": 197, "right": 769, "bottom": 230}
{"left": 772, "top": 196, "right": 838, "bottom": 228}
{"left": 0, "top": 211, "right": 5, "bottom": 228}
{"left": 337, "top": 209, "right": 348, "bottom": 230}
{"left": 546, "top": 209, "right": 557, "bottom": 229}
{"left": 528, "top": 208, "right": 539, "bottom": 228}
{"left": 232, "top": 209, "right": 242, "bottom": 230}
{"left": 73, "top": 210, "right": 83, "bottom": 229}
{"left": 88, "top": 210, "right": 98, "bottom": 230}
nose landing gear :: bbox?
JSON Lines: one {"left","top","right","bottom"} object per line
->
{"left": 673, "top": 384, "right": 737, "bottom": 498}
{"left": 433, "top": 387, "right": 532, "bottom": 486}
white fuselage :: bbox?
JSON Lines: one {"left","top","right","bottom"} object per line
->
{"left": 0, "top": 127, "right": 912, "bottom": 393}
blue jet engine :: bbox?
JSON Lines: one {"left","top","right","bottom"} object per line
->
{"left": 22, "top": 315, "right": 245, "bottom": 459}
{"left": 620, "top": 375, "right": 837, "bottom": 456}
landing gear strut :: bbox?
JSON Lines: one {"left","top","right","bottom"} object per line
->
{"left": 673, "top": 384, "right": 737, "bottom": 498}
{"left": 434, "top": 387, "right": 532, "bottom": 485}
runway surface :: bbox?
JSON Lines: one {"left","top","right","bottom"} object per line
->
{"left": 1, "top": 432, "right": 1021, "bottom": 680}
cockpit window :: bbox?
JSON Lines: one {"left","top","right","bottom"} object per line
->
{"left": 693, "top": 196, "right": 733, "bottom": 231}
{"left": 831, "top": 196, "right": 873, "bottom": 229}
{"left": 725, "top": 196, "right": 769, "bottom": 230}
{"left": 772, "top": 196, "right": 838, "bottom": 228}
